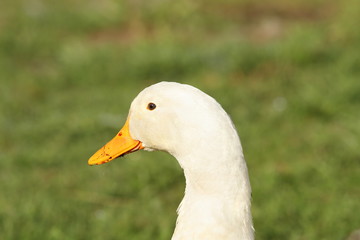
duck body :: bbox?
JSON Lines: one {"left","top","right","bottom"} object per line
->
{"left": 89, "top": 82, "right": 254, "bottom": 240}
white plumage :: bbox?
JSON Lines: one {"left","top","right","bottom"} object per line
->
{"left": 89, "top": 82, "right": 254, "bottom": 240}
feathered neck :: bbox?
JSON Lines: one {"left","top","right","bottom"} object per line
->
{"left": 171, "top": 121, "right": 254, "bottom": 240}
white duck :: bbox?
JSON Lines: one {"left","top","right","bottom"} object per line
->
{"left": 88, "top": 82, "right": 254, "bottom": 240}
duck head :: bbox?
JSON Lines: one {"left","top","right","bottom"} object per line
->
{"left": 88, "top": 81, "right": 237, "bottom": 169}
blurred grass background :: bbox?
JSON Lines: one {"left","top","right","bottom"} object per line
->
{"left": 1, "top": 0, "right": 359, "bottom": 239}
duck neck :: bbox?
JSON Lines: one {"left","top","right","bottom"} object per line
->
{"left": 172, "top": 141, "right": 254, "bottom": 240}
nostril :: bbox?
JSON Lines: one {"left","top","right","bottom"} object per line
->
{"left": 118, "top": 132, "right": 123, "bottom": 136}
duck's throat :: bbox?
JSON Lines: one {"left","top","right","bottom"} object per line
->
{"left": 171, "top": 155, "right": 254, "bottom": 240}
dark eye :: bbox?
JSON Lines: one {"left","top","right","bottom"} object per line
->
{"left": 147, "top": 102, "right": 156, "bottom": 111}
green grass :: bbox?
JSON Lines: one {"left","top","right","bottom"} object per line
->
{"left": 1, "top": 0, "right": 359, "bottom": 239}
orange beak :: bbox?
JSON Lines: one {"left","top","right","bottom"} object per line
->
{"left": 88, "top": 118, "right": 144, "bottom": 165}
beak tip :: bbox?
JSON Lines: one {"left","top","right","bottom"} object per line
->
{"left": 88, "top": 155, "right": 114, "bottom": 166}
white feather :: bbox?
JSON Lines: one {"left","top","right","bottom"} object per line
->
{"left": 126, "top": 82, "right": 254, "bottom": 240}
